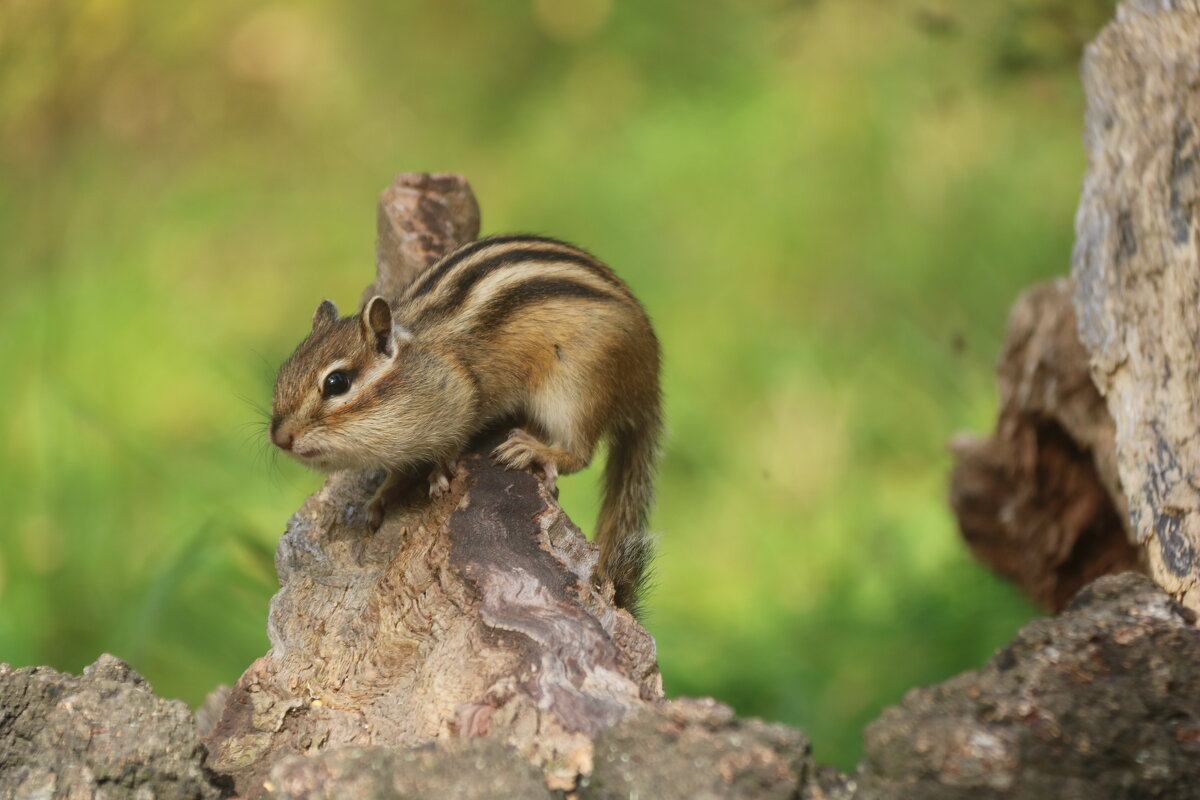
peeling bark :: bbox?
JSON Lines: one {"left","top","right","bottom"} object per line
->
{"left": 263, "top": 741, "right": 554, "bottom": 800}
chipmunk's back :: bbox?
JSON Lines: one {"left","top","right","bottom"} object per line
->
{"left": 404, "top": 235, "right": 661, "bottom": 612}
{"left": 396, "top": 234, "right": 643, "bottom": 335}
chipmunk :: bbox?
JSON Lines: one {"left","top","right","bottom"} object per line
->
{"left": 269, "top": 234, "right": 662, "bottom": 613}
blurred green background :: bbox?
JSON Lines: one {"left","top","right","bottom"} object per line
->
{"left": 1, "top": 0, "right": 1114, "bottom": 769}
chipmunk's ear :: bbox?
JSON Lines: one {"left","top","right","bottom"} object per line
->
{"left": 312, "top": 299, "right": 339, "bottom": 330}
{"left": 362, "top": 295, "right": 394, "bottom": 357}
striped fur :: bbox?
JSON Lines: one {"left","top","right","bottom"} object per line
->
{"left": 270, "top": 235, "right": 662, "bottom": 613}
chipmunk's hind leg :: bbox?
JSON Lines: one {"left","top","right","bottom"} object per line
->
{"left": 492, "top": 429, "right": 591, "bottom": 493}
{"left": 492, "top": 383, "right": 597, "bottom": 492}
{"left": 366, "top": 469, "right": 401, "bottom": 531}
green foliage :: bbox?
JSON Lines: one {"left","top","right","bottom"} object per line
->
{"left": 0, "top": 0, "right": 1111, "bottom": 769}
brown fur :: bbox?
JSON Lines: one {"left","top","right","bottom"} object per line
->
{"left": 270, "top": 235, "right": 662, "bottom": 613}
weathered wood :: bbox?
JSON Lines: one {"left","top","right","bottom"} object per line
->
{"left": 949, "top": 279, "right": 1143, "bottom": 611}
{"left": 0, "top": 656, "right": 231, "bottom": 800}
{"left": 1072, "top": 0, "right": 1200, "bottom": 610}
{"left": 262, "top": 699, "right": 815, "bottom": 800}
{"left": 950, "top": 1, "right": 1200, "bottom": 611}
{"left": 203, "top": 174, "right": 662, "bottom": 798}
{"left": 855, "top": 573, "right": 1200, "bottom": 800}
{"left": 8, "top": 573, "right": 1199, "bottom": 799}
{"left": 362, "top": 171, "right": 481, "bottom": 304}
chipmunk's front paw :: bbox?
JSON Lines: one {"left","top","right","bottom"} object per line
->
{"left": 366, "top": 468, "right": 398, "bottom": 531}
{"left": 493, "top": 429, "right": 560, "bottom": 492}
{"left": 427, "top": 459, "right": 457, "bottom": 498}
{"left": 366, "top": 493, "right": 387, "bottom": 531}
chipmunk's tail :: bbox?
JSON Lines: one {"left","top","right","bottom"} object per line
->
{"left": 596, "top": 401, "right": 662, "bottom": 617}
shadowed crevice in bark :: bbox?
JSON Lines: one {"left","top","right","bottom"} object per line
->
{"left": 950, "top": 279, "right": 1143, "bottom": 611}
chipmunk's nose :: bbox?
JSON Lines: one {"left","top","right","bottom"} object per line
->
{"left": 270, "top": 418, "right": 294, "bottom": 451}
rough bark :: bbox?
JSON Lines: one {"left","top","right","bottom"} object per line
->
{"left": 260, "top": 699, "right": 818, "bottom": 800}
{"left": 0, "top": 654, "right": 231, "bottom": 799}
{"left": 950, "top": 0, "right": 1200, "bottom": 612}
{"left": 949, "top": 279, "right": 1143, "bottom": 611}
{"left": 10, "top": 574, "right": 1197, "bottom": 799}
{"left": 585, "top": 698, "right": 813, "bottom": 800}
{"left": 855, "top": 572, "right": 1200, "bottom": 800}
{"left": 202, "top": 173, "right": 662, "bottom": 798}
{"left": 1071, "top": 0, "right": 1200, "bottom": 610}
{"left": 263, "top": 741, "right": 554, "bottom": 800}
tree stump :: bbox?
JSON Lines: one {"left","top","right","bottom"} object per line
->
{"left": 203, "top": 173, "right": 662, "bottom": 797}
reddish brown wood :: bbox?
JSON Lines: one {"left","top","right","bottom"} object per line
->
{"left": 949, "top": 280, "right": 1143, "bottom": 611}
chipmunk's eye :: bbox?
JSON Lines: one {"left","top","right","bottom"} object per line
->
{"left": 322, "top": 370, "right": 351, "bottom": 398}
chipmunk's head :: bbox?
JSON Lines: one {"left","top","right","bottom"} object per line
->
{"left": 270, "top": 295, "right": 455, "bottom": 472}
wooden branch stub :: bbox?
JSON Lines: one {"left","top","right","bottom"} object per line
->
{"left": 1072, "top": 1, "right": 1200, "bottom": 609}
{"left": 949, "top": 279, "right": 1143, "bottom": 611}
{"left": 205, "top": 174, "right": 661, "bottom": 798}
{"left": 363, "top": 171, "right": 481, "bottom": 304}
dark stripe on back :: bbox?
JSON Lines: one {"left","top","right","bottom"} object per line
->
{"left": 406, "top": 234, "right": 581, "bottom": 301}
{"left": 416, "top": 247, "right": 627, "bottom": 325}
{"left": 468, "top": 277, "right": 620, "bottom": 335}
